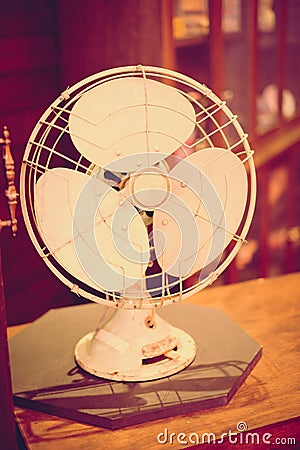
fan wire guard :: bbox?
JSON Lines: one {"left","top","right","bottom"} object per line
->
{"left": 20, "top": 65, "right": 256, "bottom": 310}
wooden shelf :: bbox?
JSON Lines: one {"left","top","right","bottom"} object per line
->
{"left": 161, "top": 0, "right": 300, "bottom": 283}
{"left": 174, "top": 34, "right": 208, "bottom": 48}
{"left": 253, "top": 115, "right": 300, "bottom": 168}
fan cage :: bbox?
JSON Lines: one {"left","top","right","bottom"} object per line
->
{"left": 20, "top": 65, "right": 256, "bottom": 309}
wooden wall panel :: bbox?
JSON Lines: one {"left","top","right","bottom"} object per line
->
{"left": 1, "top": 0, "right": 166, "bottom": 325}
{"left": 56, "top": 0, "right": 163, "bottom": 86}
{"left": 0, "top": 1, "right": 62, "bottom": 325}
{"left": 1, "top": 36, "right": 58, "bottom": 73}
{"left": 0, "top": 1, "right": 57, "bottom": 36}
{"left": 2, "top": 219, "right": 76, "bottom": 325}
{"left": 0, "top": 69, "right": 60, "bottom": 113}
{"left": 0, "top": 107, "right": 46, "bottom": 147}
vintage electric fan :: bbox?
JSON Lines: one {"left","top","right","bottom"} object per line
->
{"left": 20, "top": 65, "right": 255, "bottom": 382}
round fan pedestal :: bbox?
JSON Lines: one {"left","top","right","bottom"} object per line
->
{"left": 75, "top": 308, "right": 196, "bottom": 382}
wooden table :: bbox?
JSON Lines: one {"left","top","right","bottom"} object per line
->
{"left": 8, "top": 273, "right": 300, "bottom": 449}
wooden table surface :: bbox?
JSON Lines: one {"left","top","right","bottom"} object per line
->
{"left": 8, "top": 273, "right": 300, "bottom": 449}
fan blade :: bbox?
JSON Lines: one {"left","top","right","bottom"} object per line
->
{"left": 35, "top": 168, "right": 149, "bottom": 292}
{"left": 153, "top": 148, "right": 248, "bottom": 278}
{"left": 69, "top": 77, "right": 196, "bottom": 172}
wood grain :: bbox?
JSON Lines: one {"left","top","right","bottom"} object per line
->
{"left": 10, "top": 272, "right": 300, "bottom": 449}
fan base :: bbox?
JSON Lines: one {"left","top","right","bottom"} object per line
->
{"left": 75, "top": 308, "right": 196, "bottom": 382}
{"left": 9, "top": 303, "right": 262, "bottom": 429}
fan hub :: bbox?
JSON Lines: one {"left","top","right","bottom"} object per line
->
{"left": 129, "top": 168, "right": 171, "bottom": 210}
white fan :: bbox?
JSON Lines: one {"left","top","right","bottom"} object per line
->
{"left": 20, "top": 65, "right": 256, "bottom": 382}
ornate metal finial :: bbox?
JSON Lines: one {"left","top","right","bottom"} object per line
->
{"left": 0, "top": 126, "right": 18, "bottom": 236}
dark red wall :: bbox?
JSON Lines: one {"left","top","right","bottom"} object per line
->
{"left": 0, "top": 1, "right": 63, "bottom": 324}
{"left": 0, "top": 0, "right": 164, "bottom": 324}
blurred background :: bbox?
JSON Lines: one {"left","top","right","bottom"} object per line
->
{"left": 0, "top": 0, "right": 299, "bottom": 325}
